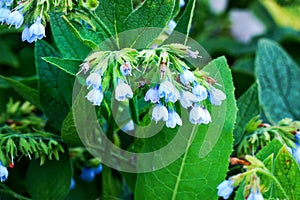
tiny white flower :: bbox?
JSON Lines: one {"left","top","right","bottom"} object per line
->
{"left": 192, "top": 84, "right": 208, "bottom": 101}
{"left": 166, "top": 20, "right": 177, "bottom": 35}
{"left": 189, "top": 105, "right": 207, "bottom": 125}
{"left": 180, "top": 69, "right": 195, "bottom": 86}
{"left": 209, "top": 0, "right": 228, "bottom": 14}
{"left": 115, "top": 80, "right": 133, "bottom": 101}
{"left": 208, "top": 85, "right": 226, "bottom": 106}
{"left": 180, "top": 91, "right": 198, "bottom": 109}
{"left": 152, "top": 104, "right": 168, "bottom": 123}
{"left": 86, "top": 72, "right": 102, "bottom": 89}
{"left": 159, "top": 80, "right": 180, "bottom": 103}
{"left": 166, "top": 110, "right": 182, "bottom": 128}
{"left": 86, "top": 88, "right": 103, "bottom": 106}
{"left": 121, "top": 120, "right": 135, "bottom": 132}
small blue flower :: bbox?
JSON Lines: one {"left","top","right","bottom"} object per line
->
{"left": 86, "top": 72, "right": 102, "bottom": 89}
{"left": 192, "top": 83, "right": 208, "bottom": 101}
{"left": 145, "top": 85, "right": 160, "bottom": 103}
{"left": 152, "top": 104, "right": 168, "bottom": 123}
{"left": 70, "top": 178, "right": 76, "bottom": 190}
{"left": 0, "top": 6, "right": 10, "bottom": 24}
{"left": 86, "top": 87, "right": 104, "bottom": 106}
{"left": 166, "top": 20, "right": 177, "bottom": 35}
{"left": 121, "top": 120, "right": 135, "bottom": 132}
{"left": 180, "top": 69, "right": 195, "bottom": 86}
{"left": 166, "top": 110, "right": 182, "bottom": 128}
{"left": 120, "top": 61, "right": 132, "bottom": 76}
{"left": 180, "top": 0, "right": 185, "bottom": 7}
{"left": 217, "top": 180, "right": 234, "bottom": 199}
{"left": 115, "top": 80, "right": 133, "bottom": 101}
{"left": 21, "top": 26, "right": 35, "bottom": 43}
{"left": 94, "top": 164, "right": 103, "bottom": 174}
{"left": 179, "top": 91, "right": 197, "bottom": 109}
{"left": 7, "top": 10, "right": 24, "bottom": 29}
{"left": 208, "top": 85, "right": 226, "bottom": 105}
{"left": 0, "top": 162, "right": 8, "bottom": 182}
{"left": 247, "top": 188, "right": 264, "bottom": 200}
{"left": 28, "top": 17, "right": 46, "bottom": 42}
{"left": 159, "top": 80, "right": 180, "bottom": 103}
{"left": 189, "top": 105, "right": 208, "bottom": 125}
{"left": 80, "top": 167, "right": 95, "bottom": 182}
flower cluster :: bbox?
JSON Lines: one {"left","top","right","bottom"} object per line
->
{"left": 0, "top": 0, "right": 46, "bottom": 43}
{"left": 79, "top": 44, "right": 226, "bottom": 129}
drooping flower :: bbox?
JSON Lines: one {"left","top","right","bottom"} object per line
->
{"left": 94, "top": 164, "right": 103, "bottom": 174}
{"left": 120, "top": 61, "right": 132, "bottom": 76}
{"left": 208, "top": 85, "right": 226, "bottom": 105}
{"left": 86, "top": 87, "right": 103, "bottom": 106}
{"left": 86, "top": 72, "right": 102, "bottom": 89}
{"left": 115, "top": 80, "right": 133, "bottom": 101}
{"left": 179, "top": 91, "right": 197, "bottom": 109}
{"left": 202, "top": 108, "right": 212, "bottom": 124}
{"left": 217, "top": 180, "right": 235, "bottom": 199}
{"left": 145, "top": 85, "right": 160, "bottom": 103}
{"left": 80, "top": 167, "right": 95, "bottom": 182}
{"left": 166, "top": 110, "right": 182, "bottom": 128}
{"left": 180, "top": 69, "right": 195, "bottom": 86}
{"left": 166, "top": 20, "right": 176, "bottom": 35}
{"left": 180, "top": 0, "right": 185, "bottom": 7}
{"left": 28, "top": 17, "right": 46, "bottom": 42}
{"left": 247, "top": 188, "right": 264, "bottom": 200}
{"left": 7, "top": 10, "right": 24, "bottom": 29}
{"left": 121, "top": 120, "right": 135, "bottom": 132}
{"left": 209, "top": 0, "right": 228, "bottom": 14}
{"left": 192, "top": 83, "right": 208, "bottom": 101}
{"left": 189, "top": 105, "right": 208, "bottom": 125}
{"left": 0, "top": 6, "right": 10, "bottom": 24}
{"left": 152, "top": 104, "right": 168, "bottom": 123}
{"left": 70, "top": 178, "right": 76, "bottom": 190}
{"left": 0, "top": 162, "right": 8, "bottom": 182}
{"left": 159, "top": 80, "right": 180, "bottom": 103}
{"left": 21, "top": 26, "right": 35, "bottom": 43}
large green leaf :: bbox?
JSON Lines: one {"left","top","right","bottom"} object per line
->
{"left": 255, "top": 39, "right": 300, "bottom": 123}
{"left": 274, "top": 145, "right": 300, "bottom": 199}
{"left": 0, "top": 75, "right": 41, "bottom": 109}
{"left": 61, "top": 110, "right": 83, "bottom": 147}
{"left": 234, "top": 84, "right": 260, "bottom": 146}
{"left": 35, "top": 41, "right": 75, "bottom": 131}
{"left": 50, "top": 13, "right": 91, "bottom": 59}
{"left": 122, "top": 0, "right": 176, "bottom": 48}
{"left": 25, "top": 152, "right": 72, "bottom": 200}
{"left": 135, "top": 56, "right": 237, "bottom": 199}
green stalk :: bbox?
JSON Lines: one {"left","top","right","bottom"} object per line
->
{"left": 0, "top": 184, "right": 31, "bottom": 200}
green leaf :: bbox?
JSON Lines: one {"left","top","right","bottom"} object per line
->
{"left": 122, "top": 0, "right": 176, "bottom": 48}
{"left": 0, "top": 75, "right": 42, "bottom": 109}
{"left": 64, "top": 18, "right": 106, "bottom": 49}
{"left": 61, "top": 110, "right": 83, "bottom": 147}
{"left": 256, "top": 139, "right": 283, "bottom": 161}
{"left": 25, "top": 152, "right": 72, "bottom": 200}
{"left": 274, "top": 145, "right": 300, "bottom": 199}
{"left": 50, "top": 12, "right": 91, "bottom": 59}
{"left": 255, "top": 39, "right": 300, "bottom": 123}
{"left": 234, "top": 84, "right": 260, "bottom": 146}
{"left": 35, "top": 41, "right": 75, "bottom": 131}
{"left": 135, "top": 56, "right": 237, "bottom": 200}
{"left": 165, "top": 0, "right": 197, "bottom": 44}
{"left": 42, "top": 57, "right": 82, "bottom": 76}
{"left": 96, "top": 0, "right": 133, "bottom": 37}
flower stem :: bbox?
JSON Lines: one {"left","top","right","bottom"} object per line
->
{"left": 0, "top": 183, "right": 31, "bottom": 200}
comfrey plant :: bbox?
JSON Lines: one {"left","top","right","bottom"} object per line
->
{"left": 79, "top": 44, "right": 226, "bottom": 128}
